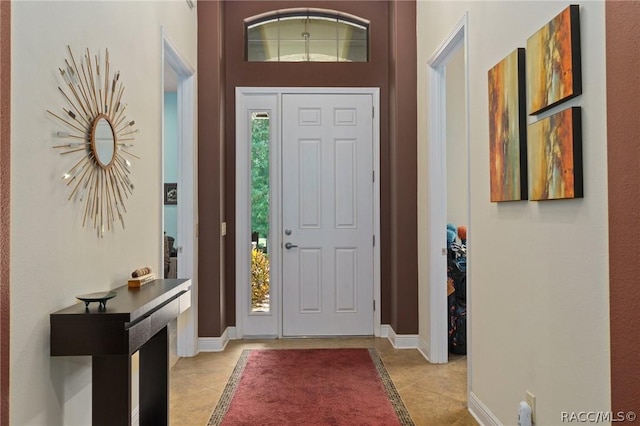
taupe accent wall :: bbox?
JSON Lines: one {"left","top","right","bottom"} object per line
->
{"left": 0, "top": 2, "right": 10, "bottom": 424}
{"left": 606, "top": 0, "right": 640, "bottom": 413}
{"left": 223, "top": 0, "right": 391, "bottom": 330}
{"left": 198, "top": 0, "right": 226, "bottom": 336}
{"left": 388, "top": 0, "right": 418, "bottom": 334}
{"left": 198, "top": 0, "right": 419, "bottom": 336}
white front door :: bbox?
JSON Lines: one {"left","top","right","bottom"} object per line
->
{"left": 282, "top": 94, "right": 374, "bottom": 336}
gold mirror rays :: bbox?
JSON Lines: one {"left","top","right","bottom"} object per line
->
{"left": 48, "top": 46, "right": 139, "bottom": 237}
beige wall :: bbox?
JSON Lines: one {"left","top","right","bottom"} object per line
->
{"left": 0, "top": 2, "right": 10, "bottom": 425}
{"left": 417, "top": 1, "right": 610, "bottom": 424}
{"left": 10, "top": 2, "right": 196, "bottom": 424}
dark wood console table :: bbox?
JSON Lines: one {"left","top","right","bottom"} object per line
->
{"left": 50, "top": 279, "right": 191, "bottom": 426}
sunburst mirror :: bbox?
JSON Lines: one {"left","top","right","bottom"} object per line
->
{"left": 48, "top": 46, "right": 139, "bottom": 237}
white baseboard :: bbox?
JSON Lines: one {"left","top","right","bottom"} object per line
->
{"left": 198, "top": 326, "right": 236, "bottom": 352}
{"left": 205, "top": 326, "right": 420, "bottom": 350}
{"left": 380, "top": 324, "right": 391, "bottom": 338}
{"left": 468, "top": 391, "right": 502, "bottom": 426}
{"left": 132, "top": 405, "right": 139, "bottom": 426}
{"left": 227, "top": 326, "right": 237, "bottom": 340}
{"left": 417, "top": 336, "right": 431, "bottom": 362}
{"left": 382, "top": 324, "right": 419, "bottom": 349}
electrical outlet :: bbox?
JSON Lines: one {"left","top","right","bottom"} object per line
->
{"left": 526, "top": 391, "right": 536, "bottom": 424}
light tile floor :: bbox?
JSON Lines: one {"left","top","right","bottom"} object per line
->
{"left": 169, "top": 338, "right": 478, "bottom": 426}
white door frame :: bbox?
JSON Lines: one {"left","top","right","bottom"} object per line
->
{"left": 235, "top": 87, "right": 381, "bottom": 339}
{"left": 161, "top": 29, "right": 198, "bottom": 356}
{"left": 426, "top": 12, "right": 471, "bottom": 374}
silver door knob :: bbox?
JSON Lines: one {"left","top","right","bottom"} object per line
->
{"left": 284, "top": 242, "right": 298, "bottom": 249}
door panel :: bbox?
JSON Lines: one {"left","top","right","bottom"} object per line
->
{"left": 335, "top": 248, "right": 357, "bottom": 312}
{"left": 282, "top": 94, "right": 373, "bottom": 336}
{"left": 335, "top": 139, "right": 357, "bottom": 227}
{"left": 299, "top": 139, "right": 322, "bottom": 227}
{"left": 299, "top": 248, "right": 322, "bottom": 312}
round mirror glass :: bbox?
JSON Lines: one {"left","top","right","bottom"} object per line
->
{"left": 91, "top": 115, "right": 116, "bottom": 168}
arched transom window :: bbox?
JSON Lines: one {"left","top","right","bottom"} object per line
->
{"left": 246, "top": 10, "right": 369, "bottom": 62}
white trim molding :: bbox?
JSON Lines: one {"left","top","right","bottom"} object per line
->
{"left": 469, "top": 391, "right": 502, "bottom": 426}
{"left": 417, "top": 336, "right": 433, "bottom": 363}
{"left": 198, "top": 327, "right": 236, "bottom": 352}
{"left": 227, "top": 326, "right": 237, "bottom": 340}
{"left": 382, "top": 325, "right": 419, "bottom": 349}
{"left": 380, "top": 324, "right": 391, "bottom": 338}
{"left": 132, "top": 406, "right": 139, "bottom": 426}
{"left": 425, "top": 12, "right": 470, "bottom": 368}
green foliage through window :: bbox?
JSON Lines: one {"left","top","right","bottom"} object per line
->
{"left": 251, "top": 115, "right": 270, "bottom": 245}
{"left": 251, "top": 247, "right": 270, "bottom": 310}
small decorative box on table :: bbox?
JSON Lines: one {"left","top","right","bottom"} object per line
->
{"left": 127, "top": 266, "right": 155, "bottom": 288}
{"left": 50, "top": 279, "right": 191, "bottom": 426}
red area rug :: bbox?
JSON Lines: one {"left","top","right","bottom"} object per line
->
{"left": 208, "top": 348, "right": 414, "bottom": 426}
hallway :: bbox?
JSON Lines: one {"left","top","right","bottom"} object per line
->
{"left": 170, "top": 338, "right": 477, "bottom": 425}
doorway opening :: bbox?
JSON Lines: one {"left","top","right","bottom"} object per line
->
{"left": 161, "top": 30, "right": 197, "bottom": 357}
{"left": 164, "top": 84, "right": 179, "bottom": 280}
{"left": 426, "top": 11, "right": 471, "bottom": 390}
{"left": 444, "top": 44, "right": 469, "bottom": 362}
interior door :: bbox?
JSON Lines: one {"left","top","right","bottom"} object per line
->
{"left": 282, "top": 93, "right": 374, "bottom": 336}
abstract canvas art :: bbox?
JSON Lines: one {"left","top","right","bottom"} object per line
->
{"left": 488, "top": 48, "right": 527, "bottom": 202}
{"left": 527, "top": 107, "right": 583, "bottom": 201}
{"left": 527, "top": 5, "right": 582, "bottom": 115}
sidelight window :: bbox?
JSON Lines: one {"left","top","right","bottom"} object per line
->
{"left": 250, "top": 112, "right": 271, "bottom": 312}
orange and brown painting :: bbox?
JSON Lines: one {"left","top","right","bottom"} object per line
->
{"left": 527, "top": 5, "right": 581, "bottom": 115}
{"left": 488, "top": 48, "right": 526, "bottom": 202}
{"left": 527, "top": 107, "right": 582, "bottom": 200}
